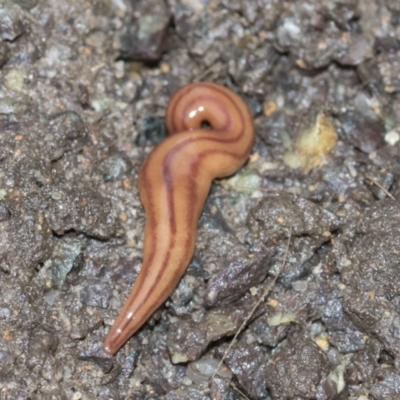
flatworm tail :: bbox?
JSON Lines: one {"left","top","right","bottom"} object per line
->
{"left": 104, "top": 82, "right": 255, "bottom": 354}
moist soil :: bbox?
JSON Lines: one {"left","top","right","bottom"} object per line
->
{"left": 1, "top": 0, "right": 400, "bottom": 399}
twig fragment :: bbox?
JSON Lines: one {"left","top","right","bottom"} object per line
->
{"left": 365, "top": 175, "right": 395, "bottom": 200}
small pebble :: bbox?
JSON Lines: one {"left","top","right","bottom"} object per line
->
{"left": 160, "top": 62, "right": 170, "bottom": 73}
{"left": 114, "top": 60, "right": 125, "bottom": 79}
{"left": 263, "top": 100, "right": 277, "bottom": 117}
{"left": 385, "top": 130, "right": 400, "bottom": 146}
{"left": 314, "top": 335, "right": 330, "bottom": 351}
{"left": 5, "top": 69, "right": 24, "bottom": 91}
{"left": 72, "top": 392, "right": 82, "bottom": 400}
{"left": 51, "top": 192, "right": 63, "bottom": 200}
{"left": 292, "top": 280, "right": 308, "bottom": 292}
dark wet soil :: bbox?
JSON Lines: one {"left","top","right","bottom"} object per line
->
{"left": 1, "top": 0, "right": 400, "bottom": 399}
